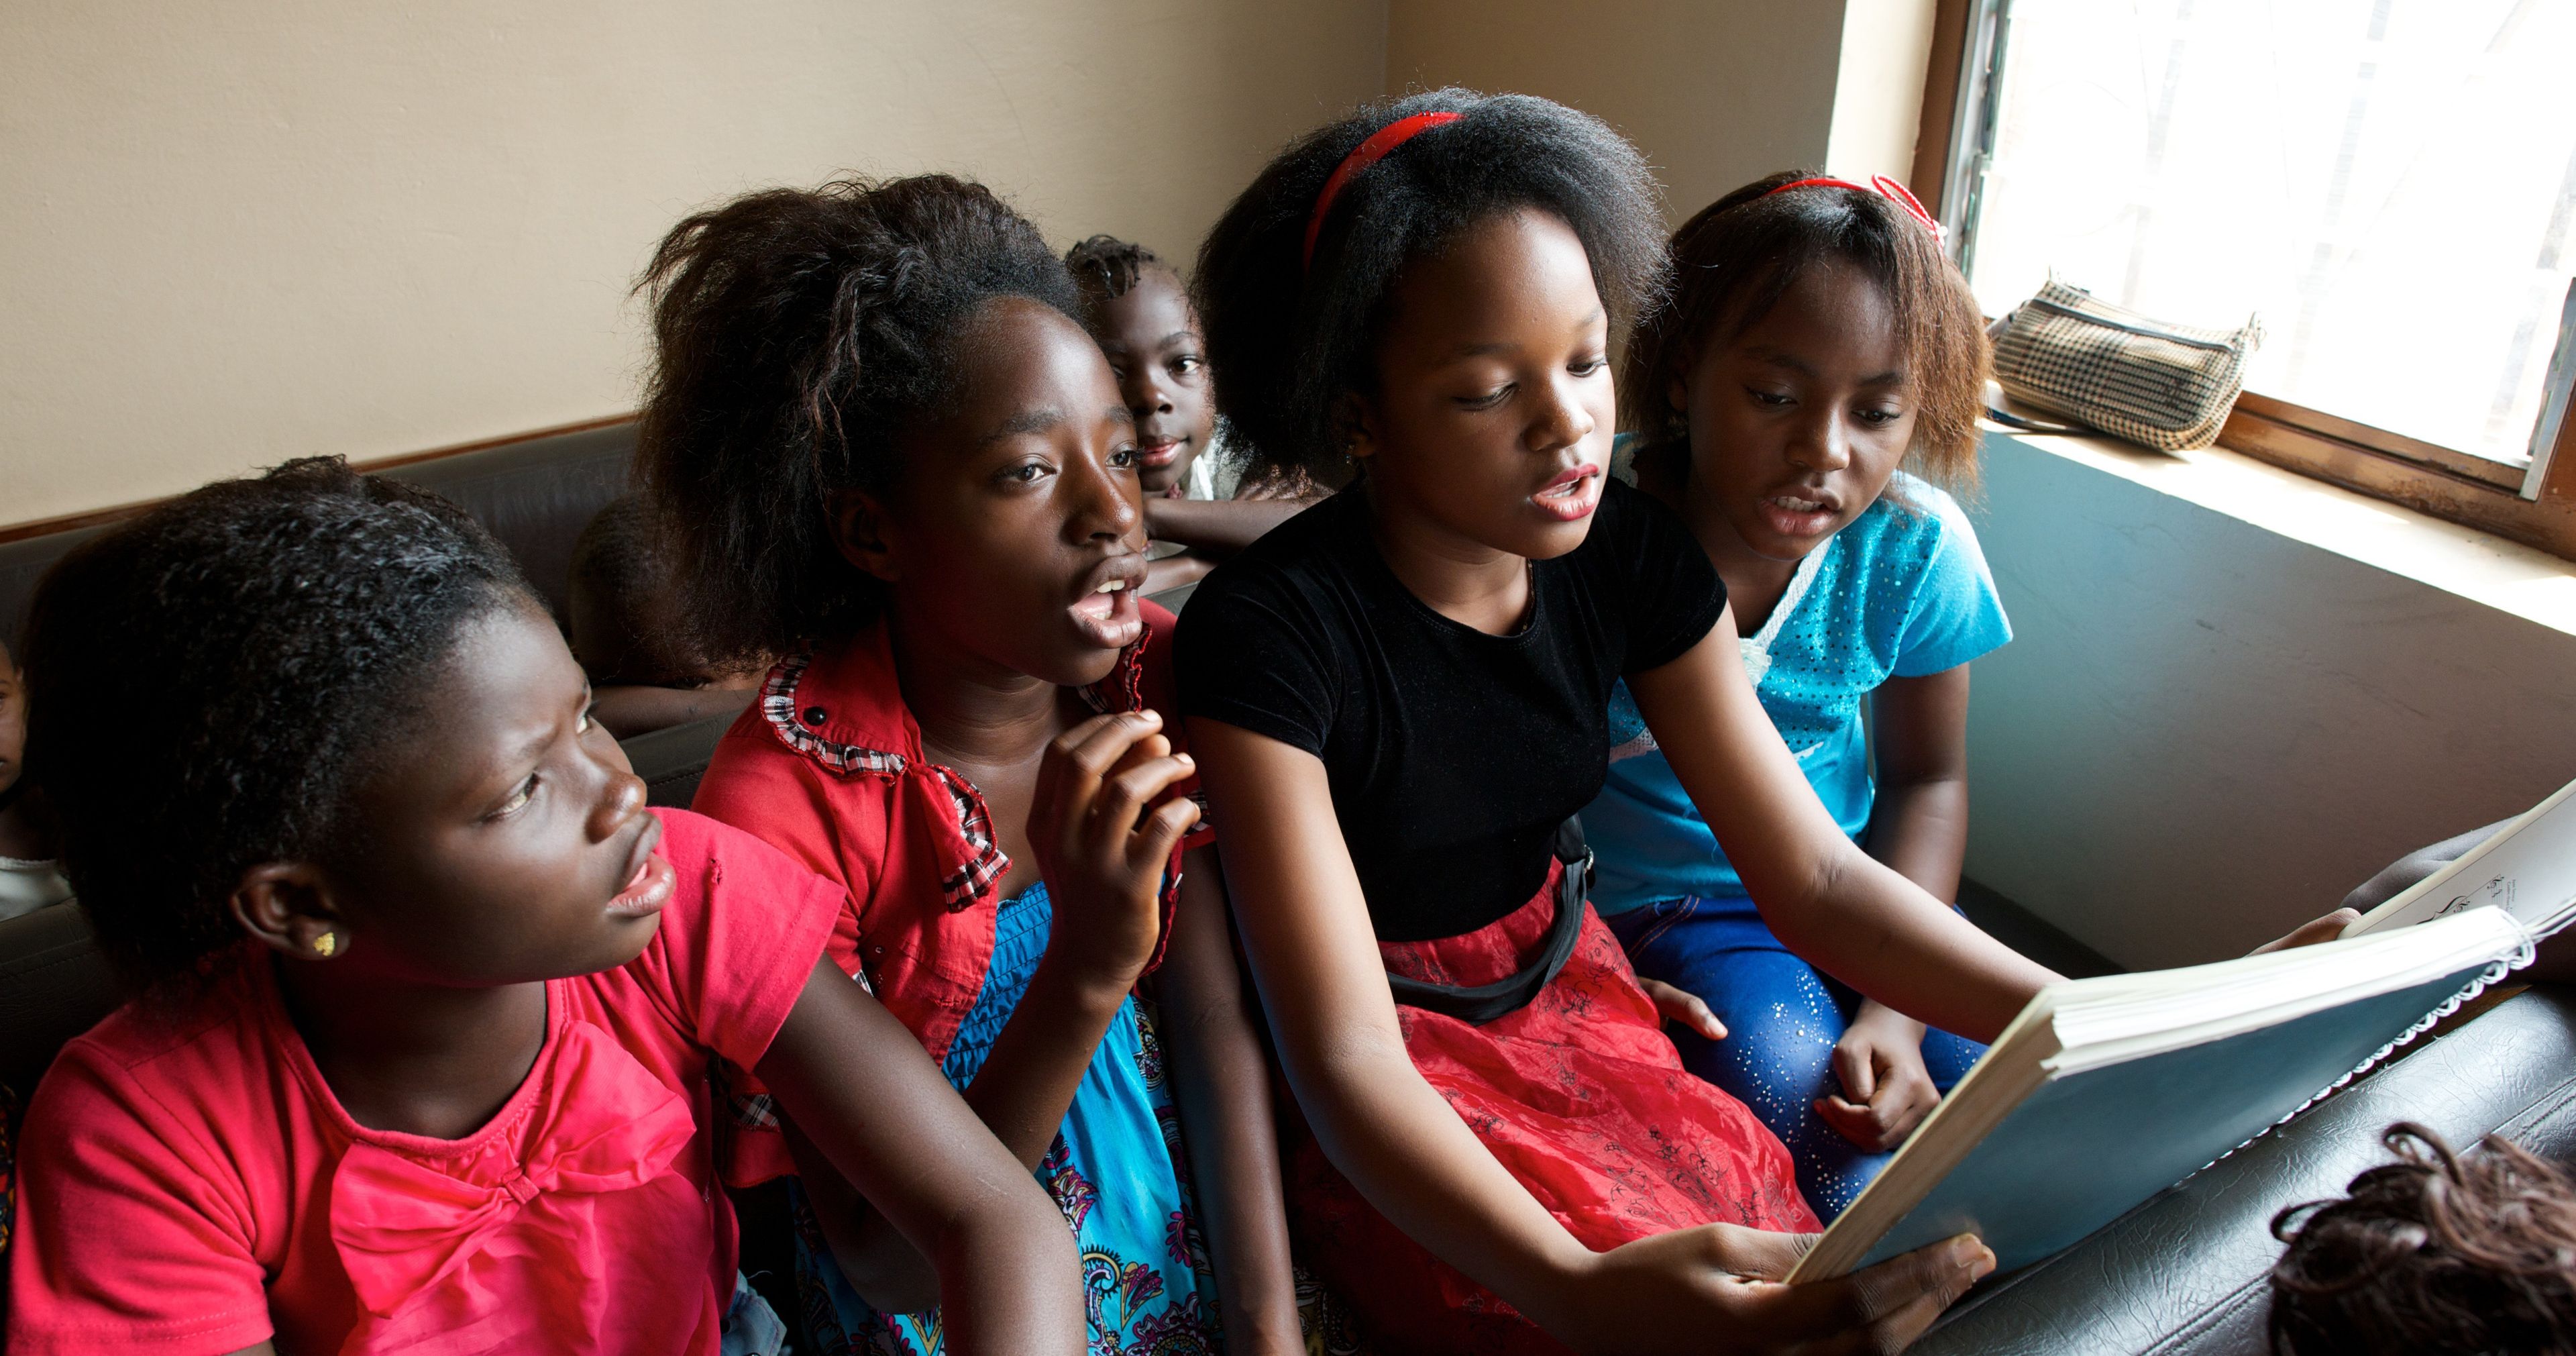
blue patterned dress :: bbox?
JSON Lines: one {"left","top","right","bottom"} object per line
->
{"left": 790, "top": 882, "right": 1221, "bottom": 1356}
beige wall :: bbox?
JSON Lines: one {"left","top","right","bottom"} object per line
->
{"left": 0, "top": 0, "right": 1385, "bottom": 525}
{"left": 1385, "top": 0, "right": 1848, "bottom": 226}
{"left": 2, "top": 1, "right": 1941, "bottom": 526}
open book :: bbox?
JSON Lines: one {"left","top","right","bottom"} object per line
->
{"left": 1787, "top": 776, "right": 2576, "bottom": 1283}
{"left": 2342, "top": 776, "right": 2576, "bottom": 935}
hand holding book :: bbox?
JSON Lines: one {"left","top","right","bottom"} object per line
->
{"left": 1558, "top": 1224, "right": 1995, "bottom": 1355}
{"left": 1785, "top": 772, "right": 2576, "bottom": 1285}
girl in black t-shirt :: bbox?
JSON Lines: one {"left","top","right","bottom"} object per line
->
{"left": 1173, "top": 90, "right": 2063, "bottom": 1355}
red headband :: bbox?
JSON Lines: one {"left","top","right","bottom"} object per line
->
{"left": 1301, "top": 111, "right": 1463, "bottom": 270}
{"left": 1762, "top": 174, "right": 1945, "bottom": 240}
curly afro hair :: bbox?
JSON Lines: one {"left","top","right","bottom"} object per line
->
{"left": 2269, "top": 1121, "right": 2576, "bottom": 1355}
{"left": 633, "top": 174, "right": 1083, "bottom": 665}
{"left": 1621, "top": 172, "right": 1990, "bottom": 492}
{"left": 20, "top": 458, "right": 529, "bottom": 1001}
{"left": 1191, "top": 89, "right": 1669, "bottom": 485}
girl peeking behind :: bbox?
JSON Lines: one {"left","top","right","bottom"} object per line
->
{"left": 1175, "top": 89, "right": 2057, "bottom": 1355}
{"left": 1585, "top": 172, "right": 2008, "bottom": 1218}
{"left": 2, "top": 461, "right": 1082, "bottom": 1355}
{"left": 1062, "top": 234, "right": 1324, "bottom": 596}
{"left": 639, "top": 178, "right": 1305, "bottom": 1355}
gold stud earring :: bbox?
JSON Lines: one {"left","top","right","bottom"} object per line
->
{"left": 312, "top": 932, "right": 337, "bottom": 958}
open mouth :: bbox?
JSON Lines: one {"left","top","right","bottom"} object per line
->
{"left": 606, "top": 815, "right": 675, "bottom": 919}
{"left": 1757, "top": 487, "right": 1843, "bottom": 539}
{"left": 1069, "top": 554, "right": 1147, "bottom": 649}
{"left": 1531, "top": 462, "right": 1605, "bottom": 522}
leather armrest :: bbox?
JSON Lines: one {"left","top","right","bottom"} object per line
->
{"left": 1912, "top": 984, "right": 2576, "bottom": 1356}
{"left": 0, "top": 902, "right": 116, "bottom": 1099}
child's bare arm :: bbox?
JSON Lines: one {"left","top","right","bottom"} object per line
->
{"left": 1629, "top": 615, "right": 2062, "bottom": 1043}
{"left": 759, "top": 959, "right": 1085, "bottom": 1355}
{"left": 1858, "top": 669, "right": 1972, "bottom": 903}
{"left": 1156, "top": 847, "right": 1305, "bottom": 1355}
{"left": 1144, "top": 552, "right": 1218, "bottom": 596}
{"left": 780, "top": 712, "right": 1199, "bottom": 1323}
{"left": 1144, "top": 496, "right": 1317, "bottom": 556}
{"left": 962, "top": 712, "right": 1199, "bottom": 1165}
{"left": 1817, "top": 666, "right": 1975, "bottom": 1150}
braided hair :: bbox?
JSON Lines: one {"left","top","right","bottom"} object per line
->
{"left": 1621, "top": 171, "right": 1990, "bottom": 490}
{"left": 633, "top": 174, "right": 1083, "bottom": 664}
{"left": 1192, "top": 89, "right": 1670, "bottom": 486}
{"left": 20, "top": 458, "right": 529, "bottom": 1000}
{"left": 2269, "top": 1121, "right": 2576, "bottom": 1354}
{"left": 1064, "top": 234, "right": 1164, "bottom": 304}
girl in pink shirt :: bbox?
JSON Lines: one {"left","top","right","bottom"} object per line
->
{"left": 4, "top": 460, "right": 1085, "bottom": 1355}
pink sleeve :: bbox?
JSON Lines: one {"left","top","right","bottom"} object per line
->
{"left": 5, "top": 1046, "right": 273, "bottom": 1355}
{"left": 633, "top": 809, "right": 851, "bottom": 1074}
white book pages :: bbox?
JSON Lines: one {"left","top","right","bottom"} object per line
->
{"left": 2346, "top": 775, "right": 2576, "bottom": 937}
{"left": 1787, "top": 906, "right": 2532, "bottom": 1283}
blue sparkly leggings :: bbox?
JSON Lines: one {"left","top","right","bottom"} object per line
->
{"left": 1605, "top": 894, "right": 1986, "bottom": 1218}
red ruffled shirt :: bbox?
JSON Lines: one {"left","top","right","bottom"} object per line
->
{"left": 3, "top": 810, "right": 844, "bottom": 1356}
{"left": 692, "top": 603, "right": 1205, "bottom": 1067}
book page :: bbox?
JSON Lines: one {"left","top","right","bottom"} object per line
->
{"left": 2347, "top": 776, "right": 2576, "bottom": 937}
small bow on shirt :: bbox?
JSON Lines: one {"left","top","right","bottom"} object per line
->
{"left": 327, "top": 1020, "right": 698, "bottom": 1318}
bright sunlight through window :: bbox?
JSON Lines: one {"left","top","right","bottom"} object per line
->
{"left": 1964, "top": 0, "right": 2576, "bottom": 466}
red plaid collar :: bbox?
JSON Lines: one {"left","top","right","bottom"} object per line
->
{"left": 758, "top": 622, "right": 1152, "bottom": 911}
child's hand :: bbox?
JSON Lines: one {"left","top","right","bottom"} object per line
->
{"left": 1028, "top": 710, "right": 1201, "bottom": 990}
{"left": 1816, "top": 1004, "right": 1941, "bottom": 1153}
{"left": 2251, "top": 908, "right": 2363, "bottom": 954}
{"left": 1637, "top": 977, "right": 1728, "bottom": 1041}
{"left": 1564, "top": 1224, "right": 1993, "bottom": 1354}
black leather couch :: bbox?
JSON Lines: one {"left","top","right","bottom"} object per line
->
{"left": 1915, "top": 985, "right": 2576, "bottom": 1353}
{"left": 1, "top": 420, "right": 637, "bottom": 647}
{"left": 5, "top": 423, "right": 2574, "bottom": 1353}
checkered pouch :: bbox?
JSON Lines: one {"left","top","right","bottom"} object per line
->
{"left": 1992, "top": 277, "right": 2262, "bottom": 452}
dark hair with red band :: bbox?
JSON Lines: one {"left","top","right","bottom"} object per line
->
{"left": 1762, "top": 175, "right": 1944, "bottom": 239}
{"left": 1300, "top": 111, "right": 1461, "bottom": 268}
{"left": 1195, "top": 88, "right": 1666, "bottom": 484}
{"left": 1621, "top": 168, "right": 1988, "bottom": 491}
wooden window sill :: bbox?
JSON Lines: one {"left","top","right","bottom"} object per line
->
{"left": 1989, "top": 422, "right": 2576, "bottom": 640}
{"left": 2214, "top": 396, "right": 2576, "bottom": 564}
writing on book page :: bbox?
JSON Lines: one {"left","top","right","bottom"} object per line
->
{"left": 2348, "top": 776, "right": 2576, "bottom": 937}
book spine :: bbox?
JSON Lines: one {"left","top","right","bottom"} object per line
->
{"left": 2186, "top": 937, "right": 2535, "bottom": 1182}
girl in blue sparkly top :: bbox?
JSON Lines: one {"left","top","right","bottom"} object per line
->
{"left": 1588, "top": 172, "right": 2008, "bottom": 1218}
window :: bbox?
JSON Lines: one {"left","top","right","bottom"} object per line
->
{"left": 1928, "top": 0, "right": 2576, "bottom": 556}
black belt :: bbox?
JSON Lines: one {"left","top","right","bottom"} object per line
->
{"left": 1384, "top": 819, "right": 1593, "bottom": 1026}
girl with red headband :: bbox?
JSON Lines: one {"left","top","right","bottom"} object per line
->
{"left": 1581, "top": 170, "right": 2007, "bottom": 1220}
{"left": 1177, "top": 89, "right": 2049, "bottom": 1353}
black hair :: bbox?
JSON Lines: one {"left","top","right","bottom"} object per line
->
{"left": 2269, "top": 1122, "right": 2576, "bottom": 1355}
{"left": 1064, "top": 234, "right": 1167, "bottom": 305}
{"left": 566, "top": 493, "right": 706, "bottom": 685}
{"left": 20, "top": 458, "right": 529, "bottom": 1000}
{"left": 634, "top": 174, "right": 1084, "bottom": 664}
{"left": 1192, "top": 88, "right": 1669, "bottom": 484}
{"left": 1623, "top": 171, "right": 1989, "bottom": 488}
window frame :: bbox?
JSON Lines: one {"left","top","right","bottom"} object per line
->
{"left": 1912, "top": 0, "right": 2576, "bottom": 562}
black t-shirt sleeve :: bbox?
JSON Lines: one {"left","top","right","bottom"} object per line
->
{"left": 1173, "top": 566, "right": 1338, "bottom": 757}
{"left": 1605, "top": 479, "right": 1729, "bottom": 674}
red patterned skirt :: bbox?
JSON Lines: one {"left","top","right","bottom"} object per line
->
{"left": 1287, "top": 859, "right": 1821, "bottom": 1355}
